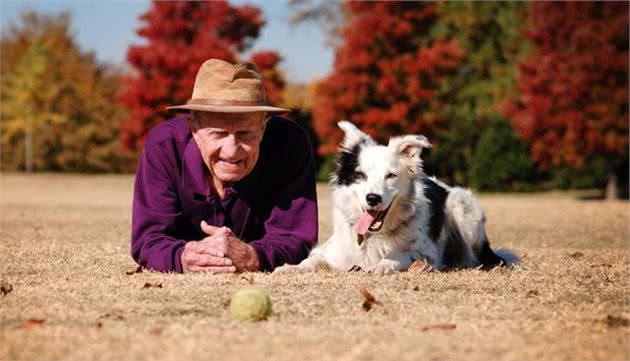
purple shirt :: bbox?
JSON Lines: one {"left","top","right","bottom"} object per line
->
{"left": 131, "top": 116, "right": 318, "bottom": 272}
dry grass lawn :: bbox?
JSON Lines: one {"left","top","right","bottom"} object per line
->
{"left": 1, "top": 174, "right": 629, "bottom": 361}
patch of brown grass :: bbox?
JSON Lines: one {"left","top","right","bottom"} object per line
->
{"left": 1, "top": 174, "right": 628, "bottom": 361}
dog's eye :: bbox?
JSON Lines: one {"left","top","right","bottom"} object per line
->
{"left": 385, "top": 172, "right": 398, "bottom": 180}
{"left": 354, "top": 171, "right": 367, "bottom": 180}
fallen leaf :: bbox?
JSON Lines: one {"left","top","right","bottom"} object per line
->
{"left": 143, "top": 282, "right": 163, "bottom": 289}
{"left": 0, "top": 281, "right": 13, "bottom": 296}
{"left": 148, "top": 327, "right": 162, "bottom": 335}
{"left": 240, "top": 275, "right": 254, "bottom": 284}
{"left": 527, "top": 290, "right": 540, "bottom": 297}
{"left": 360, "top": 287, "right": 382, "bottom": 312}
{"left": 604, "top": 315, "right": 630, "bottom": 328}
{"left": 568, "top": 251, "right": 584, "bottom": 259}
{"left": 126, "top": 266, "right": 143, "bottom": 275}
{"left": 98, "top": 313, "right": 125, "bottom": 321}
{"left": 421, "top": 323, "right": 456, "bottom": 331}
{"left": 20, "top": 319, "right": 45, "bottom": 329}
{"left": 408, "top": 260, "right": 432, "bottom": 273}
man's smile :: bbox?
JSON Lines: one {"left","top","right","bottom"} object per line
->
{"left": 220, "top": 158, "right": 241, "bottom": 163}
{"left": 216, "top": 159, "right": 245, "bottom": 169}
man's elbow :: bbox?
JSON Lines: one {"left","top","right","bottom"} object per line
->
{"left": 130, "top": 236, "right": 184, "bottom": 273}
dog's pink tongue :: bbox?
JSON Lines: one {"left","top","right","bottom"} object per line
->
{"left": 355, "top": 210, "right": 378, "bottom": 236}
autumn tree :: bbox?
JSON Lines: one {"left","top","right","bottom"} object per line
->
{"left": 1, "top": 12, "right": 132, "bottom": 172}
{"left": 2, "top": 38, "right": 53, "bottom": 172}
{"left": 504, "top": 1, "right": 629, "bottom": 198}
{"left": 312, "top": 2, "right": 464, "bottom": 156}
{"left": 120, "top": 1, "right": 285, "bottom": 151}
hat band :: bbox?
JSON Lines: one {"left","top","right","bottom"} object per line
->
{"left": 186, "top": 98, "right": 267, "bottom": 106}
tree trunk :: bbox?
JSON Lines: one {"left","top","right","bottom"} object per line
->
{"left": 25, "top": 118, "right": 33, "bottom": 173}
{"left": 605, "top": 168, "right": 618, "bottom": 200}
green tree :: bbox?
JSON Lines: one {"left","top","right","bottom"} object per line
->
{"left": 425, "top": 2, "right": 536, "bottom": 189}
{"left": 469, "top": 116, "right": 538, "bottom": 191}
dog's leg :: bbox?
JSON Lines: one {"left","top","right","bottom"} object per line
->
{"left": 445, "top": 187, "right": 518, "bottom": 268}
{"left": 273, "top": 252, "right": 329, "bottom": 273}
{"left": 272, "top": 241, "right": 334, "bottom": 274}
{"left": 366, "top": 252, "right": 415, "bottom": 275}
{"left": 443, "top": 188, "right": 484, "bottom": 268}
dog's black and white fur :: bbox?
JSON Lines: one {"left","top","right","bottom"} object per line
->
{"left": 275, "top": 121, "right": 518, "bottom": 274}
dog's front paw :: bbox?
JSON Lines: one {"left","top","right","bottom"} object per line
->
{"left": 273, "top": 264, "right": 308, "bottom": 274}
{"left": 367, "top": 259, "right": 402, "bottom": 275}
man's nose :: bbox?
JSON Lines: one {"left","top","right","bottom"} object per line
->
{"left": 366, "top": 193, "right": 382, "bottom": 207}
{"left": 221, "top": 134, "right": 240, "bottom": 157}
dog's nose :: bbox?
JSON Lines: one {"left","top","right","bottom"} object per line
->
{"left": 366, "top": 193, "right": 382, "bottom": 207}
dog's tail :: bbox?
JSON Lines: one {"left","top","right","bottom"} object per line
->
{"left": 475, "top": 231, "right": 520, "bottom": 269}
{"left": 493, "top": 248, "right": 520, "bottom": 267}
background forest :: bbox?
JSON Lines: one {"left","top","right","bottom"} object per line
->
{"left": 1, "top": 1, "right": 628, "bottom": 198}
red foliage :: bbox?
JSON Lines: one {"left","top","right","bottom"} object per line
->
{"left": 312, "top": 2, "right": 464, "bottom": 155}
{"left": 249, "top": 51, "right": 285, "bottom": 106}
{"left": 504, "top": 2, "right": 629, "bottom": 170}
{"left": 119, "top": 1, "right": 283, "bottom": 151}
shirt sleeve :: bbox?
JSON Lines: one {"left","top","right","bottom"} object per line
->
{"left": 248, "top": 128, "right": 319, "bottom": 272}
{"left": 130, "top": 141, "right": 186, "bottom": 273}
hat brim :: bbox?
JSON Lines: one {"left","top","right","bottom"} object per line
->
{"left": 166, "top": 104, "right": 289, "bottom": 114}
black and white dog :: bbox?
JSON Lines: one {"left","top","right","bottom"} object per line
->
{"left": 275, "top": 121, "right": 518, "bottom": 274}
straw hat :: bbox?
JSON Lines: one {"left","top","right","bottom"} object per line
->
{"left": 167, "top": 58, "right": 289, "bottom": 113}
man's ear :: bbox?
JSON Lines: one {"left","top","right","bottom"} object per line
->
{"left": 338, "top": 120, "right": 374, "bottom": 149}
{"left": 260, "top": 113, "right": 268, "bottom": 133}
{"left": 388, "top": 135, "right": 432, "bottom": 159}
{"left": 188, "top": 111, "right": 199, "bottom": 133}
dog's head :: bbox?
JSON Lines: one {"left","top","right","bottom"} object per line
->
{"left": 333, "top": 121, "right": 431, "bottom": 236}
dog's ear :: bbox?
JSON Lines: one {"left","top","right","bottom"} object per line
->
{"left": 338, "top": 120, "right": 372, "bottom": 149}
{"left": 389, "top": 135, "right": 432, "bottom": 159}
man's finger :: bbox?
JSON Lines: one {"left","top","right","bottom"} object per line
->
{"left": 188, "top": 265, "right": 237, "bottom": 274}
{"left": 200, "top": 220, "right": 223, "bottom": 236}
{"left": 192, "top": 254, "right": 233, "bottom": 267}
{"left": 193, "top": 242, "right": 225, "bottom": 258}
{"left": 186, "top": 240, "right": 224, "bottom": 257}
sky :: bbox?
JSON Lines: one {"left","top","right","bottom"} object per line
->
{"left": 0, "top": 0, "right": 334, "bottom": 83}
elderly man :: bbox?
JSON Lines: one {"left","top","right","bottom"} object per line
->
{"left": 131, "top": 59, "right": 318, "bottom": 273}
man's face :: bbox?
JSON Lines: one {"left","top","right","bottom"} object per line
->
{"left": 191, "top": 111, "right": 267, "bottom": 184}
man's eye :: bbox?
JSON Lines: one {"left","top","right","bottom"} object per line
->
{"left": 354, "top": 171, "right": 367, "bottom": 180}
{"left": 208, "top": 131, "right": 227, "bottom": 138}
{"left": 386, "top": 173, "right": 398, "bottom": 180}
{"left": 238, "top": 132, "right": 256, "bottom": 141}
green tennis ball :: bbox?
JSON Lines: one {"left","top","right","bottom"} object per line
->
{"left": 229, "top": 288, "right": 272, "bottom": 321}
